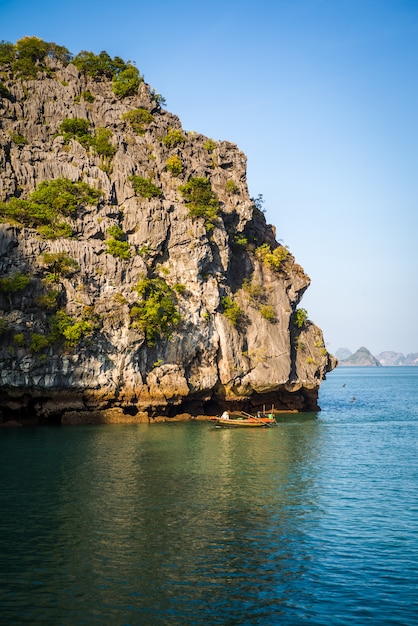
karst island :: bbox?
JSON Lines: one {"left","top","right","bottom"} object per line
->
{"left": 0, "top": 37, "right": 336, "bottom": 425}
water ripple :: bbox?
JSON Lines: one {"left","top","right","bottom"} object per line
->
{"left": 1, "top": 369, "right": 418, "bottom": 624}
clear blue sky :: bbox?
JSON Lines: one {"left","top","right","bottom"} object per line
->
{"left": 2, "top": 0, "right": 417, "bottom": 356}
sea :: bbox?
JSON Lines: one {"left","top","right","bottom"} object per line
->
{"left": 0, "top": 366, "right": 417, "bottom": 625}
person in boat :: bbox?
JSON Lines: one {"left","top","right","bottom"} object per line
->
{"left": 221, "top": 411, "right": 230, "bottom": 420}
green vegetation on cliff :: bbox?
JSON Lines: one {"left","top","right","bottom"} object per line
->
{"left": 294, "top": 308, "right": 308, "bottom": 329}
{"left": 221, "top": 296, "right": 243, "bottom": 328}
{"left": 57, "top": 118, "right": 116, "bottom": 157}
{"left": 165, "top": 155, "right": 183, "bottom": 176}
{"left": 0, "top": 273, "right": 31, "bottom": 307}
{"left": 122, "top": 108, "right": 154, "bottom": 134}
{"left": 255, "top": 243, "right": 289, "bottom": 271}
{"left": 130, "top": 277, "right": 181, "bottom": 345}
{"left": 0, "top": 38, "right": 147, "bottom": 100}
{"left": 162, "top": 128, "right": 187, "bottom": 148}
{"left": 0, "top": 178, "right": 102, "bottom": 238}
{"left": 129, "top": 175, "right": 162, "bottom": 199}
{"left": 105, "top": 226, "right": 131, "bottom": 259}
{"left": 49, "top": 309, "right": 96, "bottom": 348}
{"left": 178, "top": 177, "right": 219, "bottom": 230}
{"left": 39, "top": 252, "right": 79, "bottom": 282}
{"left": 0, "top": 36, "right": 71, "bottom": 78}
{"left": 73, "top": 50, "right": 143, "bottom": 97}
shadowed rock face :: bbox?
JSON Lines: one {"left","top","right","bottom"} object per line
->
{"left": 0, "top": 54, "right": 336, "bottom": 424}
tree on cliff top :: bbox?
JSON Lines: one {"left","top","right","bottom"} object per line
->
{"left": 0, "top": 37, "right": 72, "bottom": 78}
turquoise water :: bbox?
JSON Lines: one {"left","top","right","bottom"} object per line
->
{"left": 1, "top": 367, "right": 417, "bottom": 625}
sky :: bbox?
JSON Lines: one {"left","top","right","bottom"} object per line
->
{"left": 1, "top": 0, "right": 417, "bottom": 356}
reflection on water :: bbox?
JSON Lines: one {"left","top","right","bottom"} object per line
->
{"left": 1, "top": 376, "right": 418, "bottom": 626}
{"left": 0, "top": 418, "right": 323, "bottom": 624}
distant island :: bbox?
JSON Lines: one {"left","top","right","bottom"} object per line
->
{"left": 336, "top": 347, "right": 418, "bottom": 367}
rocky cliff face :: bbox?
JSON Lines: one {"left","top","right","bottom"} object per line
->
{"left": 0, "top": 44, "right": 336, "bottom": 424}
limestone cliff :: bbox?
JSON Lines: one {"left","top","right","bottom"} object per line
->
{"left": 0, "top": 40, "right": 336, "bottom": 424}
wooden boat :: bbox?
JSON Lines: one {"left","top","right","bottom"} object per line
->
{"left": 213, "top": 411, "right": 277, "bottom": 428}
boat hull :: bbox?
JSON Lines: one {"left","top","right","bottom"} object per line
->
{"left": 215, "top": 418, "right": 266, "bottom": 428}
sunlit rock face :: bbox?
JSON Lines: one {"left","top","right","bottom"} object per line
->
{"left": 0, "top": 50, "right": 336, "bottom": 424}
